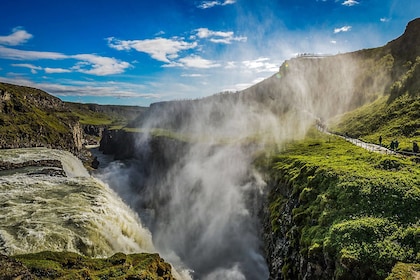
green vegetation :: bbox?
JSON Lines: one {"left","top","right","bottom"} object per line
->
{"left": 330, "top": 54, "right": 420, "bottom": 153}
{"left": 12, "top": 251, "right": 174, "bottom": 280}
{"left": 0, "top": 83, "right": 79, "bottom": 149}
{"left": 0, "top": 82, "right": 146, "bottom": 151}
{"left": 66, "top": 102, "right": 145, "bottom": 128}
{"left": 386, "top": 262, "right": 420, "bottom": 280}
{"left": 265, "top": 130, "right": 420, "bottom": 279}
{"left": 330, "top": 94, "right": 420, "bottom": 152}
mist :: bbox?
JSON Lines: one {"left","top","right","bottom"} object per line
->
{"left": 96, "top": 50, "right": 392, "bottom": 279}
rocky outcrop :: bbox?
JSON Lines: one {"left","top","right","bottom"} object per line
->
{"left": 0, "top": 159, "right": 65, "bottom": 176}
{"left": 99, "top": 129, "right": 189, "bottom": 165}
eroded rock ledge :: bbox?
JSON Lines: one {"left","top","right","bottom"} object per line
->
{"left": 0, "top": 159, "right": 65, "bottom": 176}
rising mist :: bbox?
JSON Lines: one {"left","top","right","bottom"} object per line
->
{"left": 97, "top": 51, "right": 392, "bottom": 279}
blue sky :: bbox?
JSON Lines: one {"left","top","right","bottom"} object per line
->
{"left": 0, "top": 0, "right": 418, "bottom": 106}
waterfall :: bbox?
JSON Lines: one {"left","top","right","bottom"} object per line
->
{"left": 0, "top": 148, "right": 154, "bottom": 258}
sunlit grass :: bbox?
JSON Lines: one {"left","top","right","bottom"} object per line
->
{"left": 265, "top": 129, "right": 420, "bottom": 278}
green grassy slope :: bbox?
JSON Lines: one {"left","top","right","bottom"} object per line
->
{"left": 330, "top": 19, "right": 420, "bottom": 153}
{"left": 264, "top": 130, "right": 420, "bottom": 279}
{"left": 0, "top": 82, "right": 145, "bottom": 151}
{"left": 1, "top": 251, "right": 174, "bottom": 280}
{"left": 264, "top": 19, "right": 420, "bottom": 277}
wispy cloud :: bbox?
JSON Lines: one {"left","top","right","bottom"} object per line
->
{"left": 194, "top": 28, "right": 247, "bottom": 44}
{"left": 71, "top": 54, "right": 131, "bottom": 75}
{"left": 178, "top": 55, "right": 221, "bottom": 68}
{"left": 197, "top": 0, "right": 235, "bottom": 9}
{"left": 181, "top": 73, "right": 205, "bottom": 77}
{"left": 342, "top": 0, "right": 359, "bottom": 6}
{"left": 242, "top": 57, "right": 278, "bottom": 73}
{"left": 107, "top": 37, "right": 197, "bottom": 63}
{"left": 0, "top": 45, "right": 131, "bottom": 76}
{"left": 0, "top": 45, "right": 67, "bottom": 60}
{"left": 0, "top": 27, "right": 33, "bottom": 46}
{"left": 44, "top": 67, "right": 72, "bottom": 74}
{"left": 334, "top": 25, "right": 352, "bottom": 33}
{"left": 0, "top": 76, "right": 162, "bottom": 100}
{"left": 11, "top": 63, "right": 42, "bottom": 74}
{"left": 380, "top": 17, "right": 390, "bottom": 22}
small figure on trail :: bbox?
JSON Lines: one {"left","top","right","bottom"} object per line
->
{"left": 395, "top": 139, "right": 399, "bottom": 150}
{"left": 379, "top": 135, "right": 382, "bottom": 146}
{"left": 390, "top": 141, "right": 395, "bottom": 150}
{"left": 413, "top": 141, "right": 419, "bottom": 153}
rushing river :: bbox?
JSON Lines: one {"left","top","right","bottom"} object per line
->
{"left": 0, "top": 148, "right": 154, "bottom": 257}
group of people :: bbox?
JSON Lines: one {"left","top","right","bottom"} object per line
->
{"left": 379, "top": 135, "right": 419, "bottom": 153}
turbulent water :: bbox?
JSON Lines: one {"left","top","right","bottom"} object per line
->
{"left": 0, "top": 148, "right": 154, "bottom": 257}
{"left": 94, "top": 141, "right": 270, "bottom": 280}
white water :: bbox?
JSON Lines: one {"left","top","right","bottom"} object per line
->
{"left": 0, "top": 148, "right": 154, "bottom": 257}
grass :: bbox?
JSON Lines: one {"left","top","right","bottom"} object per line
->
{"left": 265, "top": 129, "right": 420, "bottom": 279}
{"left": 13, "top": 251, "right": 174, "bottom": 280}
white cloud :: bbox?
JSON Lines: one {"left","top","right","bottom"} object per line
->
{"left": 71, "top": 54, "right": 131, "bottom": 76}
{"left": 44, "top": 67, "right": 72, "bottom": 74}
{"left": 0, "top": 27, "right": 33, "bottom": 46}
{"left": 194, "top": 28, "right": 247, "bottom": 44}
{"left": 197, "top": 0, "right": 236, "bottom": 9}
{"left": 0, "top": 45, "right": 130, "bottom": 76}
{"left": 334, "top": 25, "right": 352, "bottom": 33}
{"left": 11, "top": 63, "right": 42, "bottom": 71}
{"left": 0, "top": 45, "right": 67, "bottom": 60}
{"left": 225, "top": 61, "right": 237, "bottom": 69}
{"left": 242, "top": 57, "right": 278, "bottom": 73}
{"left": 342, "top": 0, "right": 359, "bottom": 6}
{"left": 13, "top": 63, "right": 40, "bottom": 74}
{"left": 181, "top": 73, "right": 205, "bottom": 77}
{"left": 0, "top": 76, "right": 162, "bottom": 100}
{"left": 107, "top": 37, "right": 197, "bottom": 63}
{"left": 178, "top": 55, "right": 221, "bottom": 68}
{"left": 380, "top": 17, "right": 390, "bottom": 22}
{"left": 330, "top": 40, "right": 337, "bottom": 44}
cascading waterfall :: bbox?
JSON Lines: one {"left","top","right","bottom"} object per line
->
{"left": 95, "top": 140, "right": 271, "bottom": 280}
{"left": 0, "top": 148, "right": 154, "bottom": 258}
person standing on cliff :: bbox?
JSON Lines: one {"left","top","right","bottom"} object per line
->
{"left": 379, "top": 136, "right": 382, "bottom": 146}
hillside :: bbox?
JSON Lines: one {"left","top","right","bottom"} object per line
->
{"left": 262, "top": 129, "right": 420, "bottom": 279}
{"left": 330, "top": 18, "right": 420, "bottom": 153}
{"left": 262, "top": 18, "right": 420, "bottom": 279}
{"left": 0, "top": 82, "right": 145, "bottom": 157}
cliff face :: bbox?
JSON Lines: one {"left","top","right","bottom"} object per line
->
{"left": 0, "top": 83, "right": 83, "bottom": 153}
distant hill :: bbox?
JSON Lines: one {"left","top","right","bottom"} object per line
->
{"left": 131, "top": 18, "right": 419, "bottom": 138}
{"left": 0, "top": 82, "right": 145, "bottom": 157}
{"left": 330, "top": 18, "right": 420, "bottom": 151}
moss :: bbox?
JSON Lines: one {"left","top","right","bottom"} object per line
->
{"left": 386, "top": 262, "right": 420, "bottom": 280}
{"left": 265, "top": 130, "right": 420, "bottom": 278}
{"left": 331, "top": 93, "right": 420, "bottom": 152}
{"left": 12, "top": 251, "right": 174, "bottom": 280}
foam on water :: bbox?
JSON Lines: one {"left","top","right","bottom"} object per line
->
{"left": 0, "top": 148, "right": 154, "bottom": 257}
